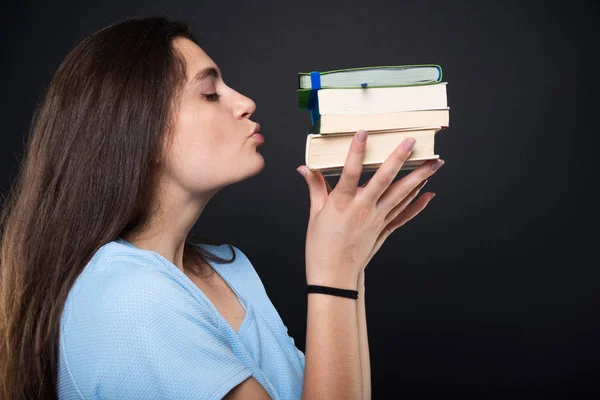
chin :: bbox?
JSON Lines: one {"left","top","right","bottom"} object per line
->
{"left": 251, "top": 153, "right": 266, "bottom": 175}
{"left": 236, "top": 148, "right": 265, "bottom": 181}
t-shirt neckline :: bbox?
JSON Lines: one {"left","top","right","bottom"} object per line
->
{"left": 114, "top": 236, "right": 253, "bottom": 335}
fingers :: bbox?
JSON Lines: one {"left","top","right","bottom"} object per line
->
{"left": 386, "top": 192, "right": 435, "bottom": 230}
{"left": 383, "top": 179, "right": 428, "bottom": 225}
{"left": 335, "top": 130, "right": 368, "bottom": 200}
{"left": 297, "top": 165, "right": 329, "bottom": 216}
{"left": 376, "top": 158, "right": 444, "bottom": 213}
{"left": 359, "top": 137, "right": 417, "bottom": 203}
{"left": 369, "top": 191, "right": 435, "bottom": 263}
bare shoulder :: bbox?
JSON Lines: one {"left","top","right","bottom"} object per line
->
{"left": 223, "top": 376, "right": 272, "bottom": 400}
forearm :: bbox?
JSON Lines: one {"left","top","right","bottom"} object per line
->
{"left": 302, "top": 281, "right": 362, "bottom": 399}
{"left": 357, "top": 270, "right": 371, "bottom": 400}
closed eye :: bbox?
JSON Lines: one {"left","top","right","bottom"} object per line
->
{"left": 203, "top": 93, "right": 220, "bottom": 102}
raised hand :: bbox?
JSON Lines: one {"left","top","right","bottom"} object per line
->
{"left": 297, "top": 129, "right": 444, "bottom": 288}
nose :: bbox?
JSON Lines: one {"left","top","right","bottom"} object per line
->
{"left": 234, "top": 90, "right": 256, "bottom": 120}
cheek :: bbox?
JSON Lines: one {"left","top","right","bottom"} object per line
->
{"left": 177, "top": 107, "right": 234, "bottom": 160}
{"left": 165, "top": 107, "right": 237, "bottom": 186}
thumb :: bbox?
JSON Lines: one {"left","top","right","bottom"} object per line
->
{"left": 297, "top": 166, "right": 328, "bottom": 215}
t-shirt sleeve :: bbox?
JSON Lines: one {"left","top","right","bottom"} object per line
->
{"left": 60, "top": 269, "right": 252, "bottom": 400}
{"left": 296, "top": 347, "right": 305, "bottom": 368}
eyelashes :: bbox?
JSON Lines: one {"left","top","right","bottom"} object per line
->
{"left": 203, "top": 93, "right": 220, "bottom": 102}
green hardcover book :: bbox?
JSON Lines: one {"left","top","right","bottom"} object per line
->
{"left": 297, "top": 64, "right": 442, "bottom": 110}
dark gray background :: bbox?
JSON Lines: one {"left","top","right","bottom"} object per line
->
{"left": 2, "top": 0, "right": 599, "bottom": 397}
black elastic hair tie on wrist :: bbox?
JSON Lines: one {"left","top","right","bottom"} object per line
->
{"left": 306, "top": 284, "right": 359, "bottom": 299}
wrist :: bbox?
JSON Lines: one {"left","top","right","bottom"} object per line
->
{"left": 306, "top": 275, "right": 359, "bottom": 291}
{"left": 357, "top": 269, "right": 365, "bottom": 287}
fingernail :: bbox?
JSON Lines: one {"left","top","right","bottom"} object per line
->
{"left": 403, "top": 138, "right": 416, "bottom": 152}
{"left": 431, "top": 159, "right": 445, "bottom": 172}
{"left": 430, "top": 193, "right": 436, "bottom": 200}
{"left": 357, "top": 130, "right": 367, "bottom": 143}
{"left": 296, "top": 167, "right": 306, "bottom": 177}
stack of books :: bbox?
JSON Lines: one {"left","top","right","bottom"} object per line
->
{"left": 297, "top": 65, "right": 450, "bottom": 176}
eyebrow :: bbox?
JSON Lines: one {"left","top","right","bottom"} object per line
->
{"left": 190, "top": 66, "right": 221, "bottom": 85}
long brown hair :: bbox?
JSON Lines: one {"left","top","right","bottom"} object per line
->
{"left": 0, "top": 17, "right": 236, "bottom": 399}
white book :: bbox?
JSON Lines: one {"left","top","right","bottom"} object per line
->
{"left": 314, "top": 108, "right": 450, "bottom": 134}
{"left": 305, "top": 127, "right": 442, "bottom": 177}
{"left": 317, "top": 82, "right": 448, "bottom": 115}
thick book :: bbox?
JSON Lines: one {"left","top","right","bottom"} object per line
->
{"left": 309, "top": 109, "right": 449, "bottom": 134}
{"left": 317, "top": 83, "right": 447, "bottom": 115}
{"left": 297, "top": 65, "right": 442, "bottom": 110}
{"left": 305, "top": 127, "right": 442, "bottom": 177}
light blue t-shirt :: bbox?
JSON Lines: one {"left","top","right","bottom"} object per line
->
{"left": 58, "top": 237, "right": 305, "bottom": 399}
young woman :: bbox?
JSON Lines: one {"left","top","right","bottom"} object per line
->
{"left": 0, "top": 17, "right": 443, "bottom": 399}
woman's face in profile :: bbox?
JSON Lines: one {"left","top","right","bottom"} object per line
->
{"left": 162, "top": 37, "right": 264, "bottom": 197}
